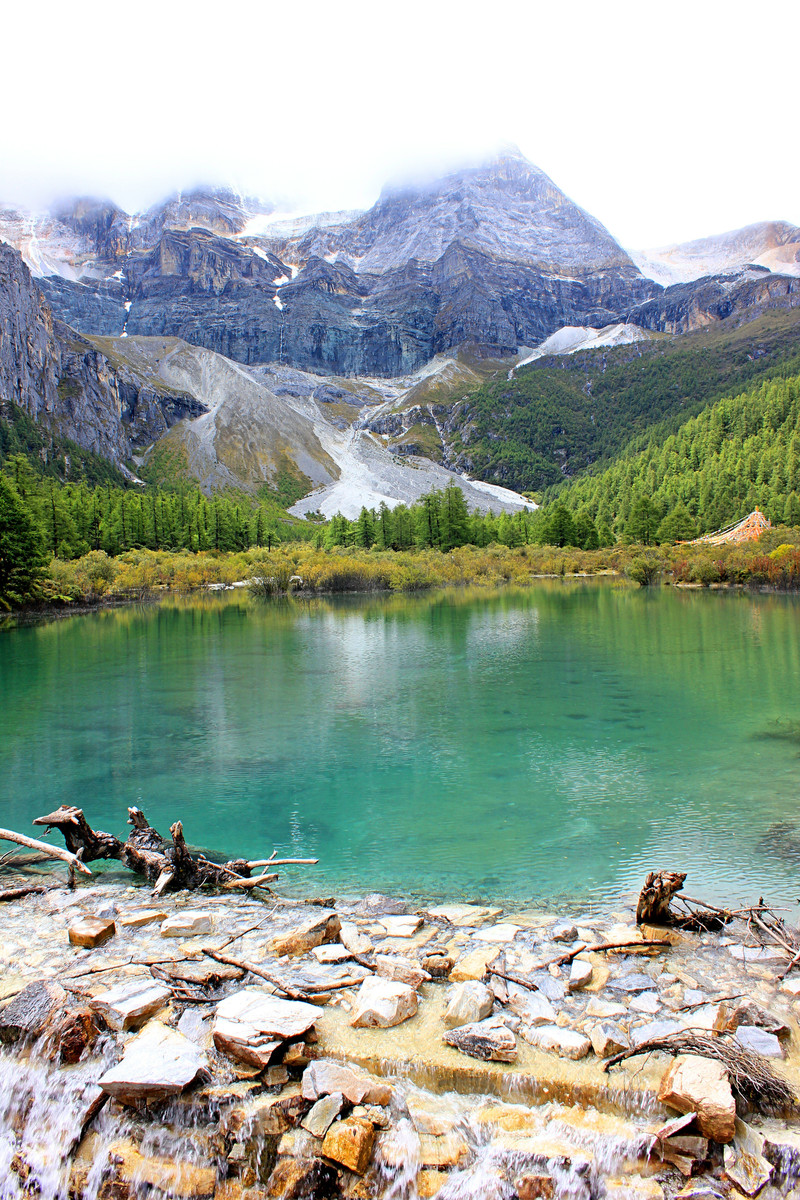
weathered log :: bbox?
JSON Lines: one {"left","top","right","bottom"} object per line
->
{"left": 0, "top": 828, "right": 92, "bottom": 875}
{"left": 32, "top": 807, "right": 122, "bottom": 860}
{"left": 22, "top": 807, "right": 310, "bottom": 895}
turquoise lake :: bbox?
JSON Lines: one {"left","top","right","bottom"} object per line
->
{"left": 2, "top": 582, "right": 800, "bottom": 910}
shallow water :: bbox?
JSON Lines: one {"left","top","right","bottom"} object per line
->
{"left": 3, "top": 582, "right": 800, "bottom": 909}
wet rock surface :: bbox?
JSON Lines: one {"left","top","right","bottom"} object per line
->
{"left": 0, "top": 880, "right": 799, "bottom": 1198}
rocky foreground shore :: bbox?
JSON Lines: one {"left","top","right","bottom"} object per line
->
{"left": 1, "top": 880, "right": 800, "bottom": 1200}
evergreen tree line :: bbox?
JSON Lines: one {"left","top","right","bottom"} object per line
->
{"left": 1, "top": 456, "right": 313, "bottom": 561}
{"left": 320, "top": 484, "right": 604, "bottom": 552}
{"left": 547, "top": 373, "right": 800, "bottom": 543}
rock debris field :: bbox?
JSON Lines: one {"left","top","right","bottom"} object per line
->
{"left": 1, "top": 882, "right": 800, "bottom": 1200}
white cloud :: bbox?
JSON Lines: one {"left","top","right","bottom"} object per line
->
{"left": 1, "top": 0, "right": 797, "bottom": 248}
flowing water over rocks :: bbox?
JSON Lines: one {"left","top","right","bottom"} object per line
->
{"left": 1, "top": 879, "right": 800, "bottom": 1199}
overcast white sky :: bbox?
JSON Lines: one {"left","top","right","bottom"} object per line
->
{"left": 1, "top": 0, "right": 797, "bottom": 249}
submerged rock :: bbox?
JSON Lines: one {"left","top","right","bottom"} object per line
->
{"left": 443, "top": 1017, "right": 517, "bottom": 1061}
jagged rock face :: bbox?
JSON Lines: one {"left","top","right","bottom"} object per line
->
{"left": 0, "top": 243, "right": 208, "bottom": 463}
{"left": 5, "top": 155, "right": 798, "bottom": 382}
{"left": 283, "top": 151, "right": 638, "bottom": 274}
{"left": 628, "top": 268, "right": 800, "bottom": 334}
{"left": 0, "top": 241, "right": 60, "bottom": 418}
{"left": 39, "top": 277, "right": 126, "bottom": 336}
{"left": 1, "top": 154, "right": 663, "bottom": 376}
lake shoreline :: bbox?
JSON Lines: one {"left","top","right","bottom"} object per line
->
{"left": 1, "top": 873, "right": 799, "bottom": 1199}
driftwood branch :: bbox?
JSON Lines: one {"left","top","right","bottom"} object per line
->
{"left": 0, "top": 884, "right": 48, "bottom": 902}
{"left": 18, "top": 807, "right": 316, "bottom": 896}
{"left": 0, "top": 828, "right": 92, "bottom": 875}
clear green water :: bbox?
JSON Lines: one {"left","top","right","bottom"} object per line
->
{"left": 3, "top": 582, "right": 800, "bottom": 910}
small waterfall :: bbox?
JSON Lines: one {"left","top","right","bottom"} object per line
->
{"left": 0, "top": 1036, "right": 116, "bottom": 1200}
{"left": 377, "top": 1117, "right": 421, "bottom": 1199}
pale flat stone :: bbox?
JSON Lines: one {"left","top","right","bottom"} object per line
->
{"left": 568, "top": 958, "right": 593, "bottom": 991}
{"left": 272, "top": 910, "right": 341, "bottom": 957}
{"left": 658, "top": 1055, "right": 735, "bottom": 1143}
{"left": 301, "top": 1091, "right": 343, "bottom": 1137}
{"left": 378, "top": 915, "right": 422, "bottom": 938}
{"left": 302, "top": 1058, "right": 392, "bottom": 1106}
{"left": 339, "top": 922, "right": 372, "bottom": 956}
{"left": 375, "top": 954, "right": 431, "bottom": 989}
{"left": 505, "top": 981, "right": 556, "bottom": 1026}
{"left": 311, "top": 944, "right": 352, "bottom": 963}
{"left": 90, "top": 980, "right": 171, "bottom": 1031}
{"left": 780, "top": 977, "right": 800, "bottom": 997}
{"left": 443, "top": 981, "right": 494, "bottom": 1029}
{"left": 523, "top": 1024, "right": 591, "bottom": 1060}
{"left": 213, "top": 987, "right": 318, "bottom": 1067}
{"left": 734, "top": 1025, "right": 783, "bottom": 1058}
{"left": 161, "top": 912, "right": 213, "bottom": 938}
{"left": 630, "top": 991, "right": 661, "bottom": 1015}
{"left": 552, "top": 922, "right": 579, "bottom": 943}
{"left": 472, "top": 923, "right": 521, "bottom": 944}
{"left": 350, "top": 976, "right": 418, "bottom": 1028}
{"left": 449, "top": 946, "right": 497, "bottom": 982}
{"left": 99, "top": 1020, "right": 204, "bottom": 1105}
{"left": 424, "top": 904, "right": 502, "bottom": 927}
{"left": 585, "top": 996, "right": 627, "bottom": 1019}
{"left": 120, "top": 910, "right": 167, "bottom": 929}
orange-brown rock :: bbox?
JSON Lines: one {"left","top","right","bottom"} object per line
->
{"left": 658, "top": 1055, "right": 736, "bottom": 1144}
{"left": 322, "top": 1117, "right": 375, "bottom": 1175}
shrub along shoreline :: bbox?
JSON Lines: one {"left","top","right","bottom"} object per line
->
{"left": 5, "top": 525, "right": 800, "bottom": 614}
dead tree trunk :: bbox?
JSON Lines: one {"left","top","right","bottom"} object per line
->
{"left": 636, "top": 870, "right": 687, "bottom": 925}
{"left": 28, "top": 806, "right": 298, "bottom": 895}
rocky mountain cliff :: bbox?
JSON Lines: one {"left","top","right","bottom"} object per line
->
{"left": 0, "top": 242, "right": 530, "bottom": 514}
{"left": 1, "top": 154, "right": 662, "bottom": 377}
{"left": 3, "top": 154, "right": 798, "bottom": 382}
{"left": 0, "top": 243, "right": 206, "bottom": 466}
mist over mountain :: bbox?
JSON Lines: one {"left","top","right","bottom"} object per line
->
{"left": 1, "top": 149, "right": 798, "bottom": 510}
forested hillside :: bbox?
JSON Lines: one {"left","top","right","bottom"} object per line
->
{"left": 554, "top": 372, "right": 800, "bottom": 538}
{"left": 451, "top": 310, "right": 800, "bottom": 491}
